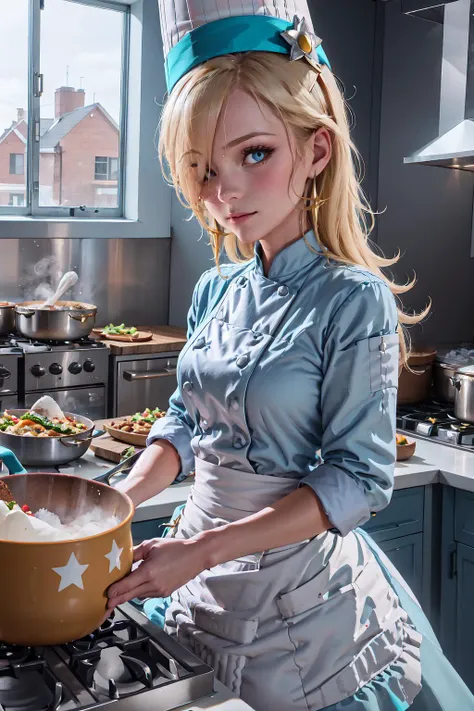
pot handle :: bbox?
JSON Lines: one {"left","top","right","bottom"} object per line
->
{"left": 0, "top": 446, "right": 27, "bottom": 474}
{"left": 68, "top": 312, "right": 95, "bottom": 324}
{"left": 59, "top": 428, "right": 105, "bottom": 448}
{"left": 450, "top": 376, "right": 462, "bottom": 391}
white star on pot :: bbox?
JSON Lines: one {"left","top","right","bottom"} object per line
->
{"left": 280, "top": 16, "right": 323, "bottom": 72}
{"left": 52, "top": 552, "right": 89, "bottom": 592}
{"left": 105, "top": 539, "right": 123, "bottom": 573}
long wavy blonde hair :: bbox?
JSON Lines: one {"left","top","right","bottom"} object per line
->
{"left": 159, "top": 51, "right": 428, "bottom": 364}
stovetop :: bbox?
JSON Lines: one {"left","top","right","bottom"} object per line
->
{"left": 397, "top": 401, "right": 474, "bottom": 452}
{"left": 0, "top": 336, "right": 108, "bottom": 355}
{"left": 0, "top": 604, "right": 214, "bottom": 711}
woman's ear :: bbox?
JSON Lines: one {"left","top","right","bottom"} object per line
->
{"left": 308, "top": 127, "right": 332, "bottom": 178}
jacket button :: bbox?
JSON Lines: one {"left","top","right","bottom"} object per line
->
{"left": 183, "top": 381, "right": 193, "bottom": 393}
{"left": 236, "top": 354, "right": 249, "bottom": 369}
{"left": 278, "top": 285, "right": 289, "bottom": 297}
{"left": 193, "top": 337, "right": 206, "bottom": 349}
{"left": 237, "top": 276, "right": 247, "bottom": 287}
{"left": 252, "top": 331, "right": 263, "bottom": 343}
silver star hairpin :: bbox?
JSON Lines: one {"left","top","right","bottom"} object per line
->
{"left": 280, "top": 16, "right": 323, "bottom": 72}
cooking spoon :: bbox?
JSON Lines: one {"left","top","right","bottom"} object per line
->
{"left": 42, "top": 271, "right": 79, "bottom": 308}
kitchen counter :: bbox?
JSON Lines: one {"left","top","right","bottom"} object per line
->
{"left": 42, "top": 435, "right": 474, "bottom": 522}
{"left": 92, "top": 325, "right": 187, "bottom": 355}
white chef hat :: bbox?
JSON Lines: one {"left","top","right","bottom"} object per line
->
{"left": 158, "top": 0, "right": 332, "bottom": 92}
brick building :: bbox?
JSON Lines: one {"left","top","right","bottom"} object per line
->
{"left": 0, "top": 86, "right": 119, "bottom": 208}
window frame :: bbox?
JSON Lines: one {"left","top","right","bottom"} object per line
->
{"left": 0, "top": 0, "right": 129, "bottom": 220}
{"left": 9, "top": 153, "right": 25, "bottom": 176}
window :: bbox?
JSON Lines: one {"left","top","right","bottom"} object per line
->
{"left": 94, "top": 156, "right": 118, "bottom": 181}
{"left": 0, "top": 0, "right": 129, "bottom": 217}
{"left": 10, "top": 154, "right": 25, "bottom": 176}
{"left": 8, "top": 194, "right": 25, "bottom": 207}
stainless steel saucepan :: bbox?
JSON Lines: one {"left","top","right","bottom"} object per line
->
{"left": 0, "top": 302, "right": 15, "bottom": 335}
{"left": 451, "top": 366, "right": 474, "bottom": 423}
{"left": 15, "top": 300, "right": 97, "bottom": 341}
{"left": 0, "top": 409, "right": 102, "bottom": 466}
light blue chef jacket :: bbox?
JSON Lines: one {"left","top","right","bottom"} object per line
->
{"left": 147, "top": 229, "right": 399, "bottom": 536}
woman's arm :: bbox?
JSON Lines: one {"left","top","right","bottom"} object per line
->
{"left": 115, "top": 440, "right": 181, "bottom": 505}
{"left": 197, "top": 485, "right": 331, "bottom": 567}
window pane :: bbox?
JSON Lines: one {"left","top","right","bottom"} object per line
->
{"left": 39, "top": 0, "right": 124, "bottom": 209}
{"left": 0, "top": 1, "right": 28, "bottom": 208}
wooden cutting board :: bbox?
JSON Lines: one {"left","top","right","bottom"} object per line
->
{"left": 91, "top": 325, "right": 187, "bottom": 355}
{"left": 91, "top": 419, "right": 145, "bottom": 463}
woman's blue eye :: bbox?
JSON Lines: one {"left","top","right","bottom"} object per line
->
{"left": 247, "top": 150, "right": 266, "bottom": 164}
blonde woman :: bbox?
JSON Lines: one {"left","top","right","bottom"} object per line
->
{"left": 107, "top": 2, "right": 474, "bottom": 709}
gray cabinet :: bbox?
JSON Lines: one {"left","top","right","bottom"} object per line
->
{"left": 361, "top": 486, "right": 433, "bottom": 613}
{"left": 378, "top": 533, "right": 423, "bottom": 600}
{"left": 440, "top": 487, "right": 474, "bottom": 693}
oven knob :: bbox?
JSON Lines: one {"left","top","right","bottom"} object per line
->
{"left": 68, "top": 362, "right": 82, "bottom": 375}
{"left": 30, "top": 364, "right": 46, "bottom": 378}
{"left": 49, "top": 363, "right": 63, "bottom": 375}
{"left": 83, "top": 359, "right": 95, "bottom": 373}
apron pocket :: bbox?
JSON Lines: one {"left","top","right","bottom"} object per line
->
{"left": 186, "top": 634, "right": 249, "bottom": 696}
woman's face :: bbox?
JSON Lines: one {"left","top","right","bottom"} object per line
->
{"left": 197, "top": 88, "right": 329, "bottom": 248}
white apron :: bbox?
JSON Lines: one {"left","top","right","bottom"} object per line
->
{"left": 164, "top": 459, "right": 422, "bottom": 711}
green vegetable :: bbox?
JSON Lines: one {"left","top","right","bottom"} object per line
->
{"left": 103, "top": 323, "right": 138, "bottom": 336}
{"left": 20, "top": 412, "right": 74, "bottom": 435}
{"left": 121, "top": 446, "right": 136, "bottom": 461}
{"left": 5, "top": 501, "right": 16, "bottom": 510}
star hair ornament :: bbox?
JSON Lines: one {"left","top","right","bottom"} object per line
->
{"left": 280, "top": 16, "right": 324, "bottom": 73}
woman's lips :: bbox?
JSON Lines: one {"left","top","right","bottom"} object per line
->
{"left": 228, "top": 211, "right": 257, "bottom": 224}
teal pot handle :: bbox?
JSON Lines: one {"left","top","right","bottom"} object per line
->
{"left": 0, "top": 446, "right": 27, "bottom": 474}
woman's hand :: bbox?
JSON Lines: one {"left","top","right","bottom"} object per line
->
{"left": 106, "top": 536, "right": 208, "bottom": 608}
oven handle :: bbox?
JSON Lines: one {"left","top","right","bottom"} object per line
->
{"left": 123, "top": 368, "right": 177, "bottom": 382}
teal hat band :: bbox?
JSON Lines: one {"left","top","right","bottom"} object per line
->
{"left": 165, "top": 15, "right": 331, "bottom": 93}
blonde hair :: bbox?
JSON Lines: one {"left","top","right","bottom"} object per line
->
{"left": 159, "top": 51, "right": 428, "bottom": 365}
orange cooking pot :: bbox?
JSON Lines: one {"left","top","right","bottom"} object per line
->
{"left": 0, "top": 446, "right": 133, "bottom": 646}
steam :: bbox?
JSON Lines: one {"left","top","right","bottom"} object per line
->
{"left": 23, "top": 256, "right": 83, "bottom": 304}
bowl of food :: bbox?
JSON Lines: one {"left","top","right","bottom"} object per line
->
{"left": 0, "top": 397, "right": 98, "bottom": 466}
{"left": 106, "top": 407, "right": 166, "bottom": 446}
{"left": 0, "top": 456, "right": 133, "bottom": 646}
{"left": 396, "top": 433, "right": 416, "bottom": 461}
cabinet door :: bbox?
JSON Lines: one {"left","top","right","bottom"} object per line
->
{"left": 454, "top": 543, "right": 474, "bottom": 693}
{"left": 378, "top": 533, "right": 423, "bottom": 600}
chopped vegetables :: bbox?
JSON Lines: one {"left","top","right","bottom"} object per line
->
{"left": 102, "top": 323, "right": 138, "bottom": 337}
{"left": 0, "top": 409, "right": 88, "bottom": 438}
{"left": 396, "top": 433, "right": 409, "bottom": 446}
{"left": 111, "top": 407, "right": 166, "bottom": 437}
{"left": 121, "top": 446, "right": 136, "bottom": 461}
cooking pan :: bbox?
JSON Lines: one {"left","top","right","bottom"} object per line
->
{"left": 0, "top": 409, "right": 102, "bottom": 466}
{"left": 15, "top": 300, "right": 97, "bottom": 341}
{"left": 0, "top": 446, "right": 134, "bottom": 646}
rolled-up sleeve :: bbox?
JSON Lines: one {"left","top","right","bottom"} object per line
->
{"left": 299, "top": 279, "right": 400, "bottom": 537}
{"left": 146, "top": 275, "right": 203, "bottom": 482}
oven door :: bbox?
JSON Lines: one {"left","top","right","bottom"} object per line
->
{"left": 0, "top": 394, "right": 19, "bottom": 411}
{"left": 25, "top": 386, "right": 106, "bottom": 420}
{"left": 0, "top": 354, "right": 19, "bottom": 396}
{"left": 116, "top": 356, "right": 178, "bottom": 416}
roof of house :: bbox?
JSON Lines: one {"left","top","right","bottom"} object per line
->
{"left": 0, "top": 104, "right": 118, "bottom": 150}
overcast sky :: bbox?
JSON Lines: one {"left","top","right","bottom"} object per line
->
{"left": 0, "top": 0, "right": 122, "bottom": 132}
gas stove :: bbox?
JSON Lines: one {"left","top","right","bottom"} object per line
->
{"left": 0, "top": 336, "right": 109, "bottom": 420}
{"left": 397, "top": 401, "right": 474, "bottom": 452}
{"left": 0, "top": 603, "right": 214, "bottom": 711}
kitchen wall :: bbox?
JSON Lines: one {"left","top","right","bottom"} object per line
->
{"left": 168, "top": 0, "right": 382, "bottom": 327}
{"left": 0, "top": 238, "right": 170, "bottom": 327}
{"left": 377, "top": 1, "right": 474, "bottom": 348}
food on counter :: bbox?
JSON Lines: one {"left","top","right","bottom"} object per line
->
{"left": 121, "top": 446, "right": 136, "bottom": 461}
{"left": 0, "top": 500, "right": 120, "bottom": 542}
{"left": 0, "top": 410, "right": 88, "bottom": 437}
{"left": 396, "top": 433, "right": 409, "bottom": 446}
{"left": 102, "top": 323, "right": 139, "bottom": 337}
{"left": 111, "top": 407, "right": 166, "bottom": 436}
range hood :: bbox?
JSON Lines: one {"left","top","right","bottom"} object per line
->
{"left": 404, "top": 0, "right": 474, "bottom": 171}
